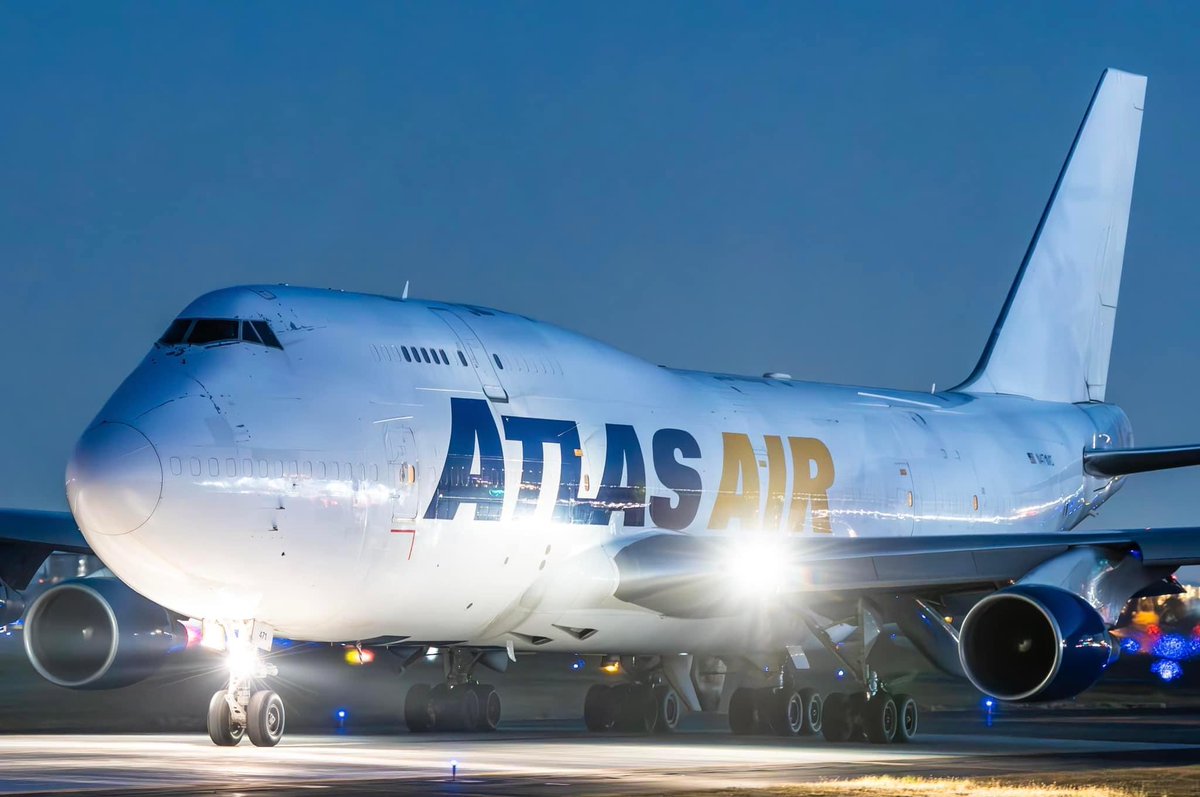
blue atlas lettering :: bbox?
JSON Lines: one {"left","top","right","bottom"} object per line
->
{"left": 424, "top": 398, "right": 505, "bottom": 521}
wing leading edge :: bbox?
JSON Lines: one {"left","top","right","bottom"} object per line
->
{"left": 0, "top": 509, "right": 90, "bottom": 589}
{"left": 612, "top": 528, "right": 1200, "bottom": 619}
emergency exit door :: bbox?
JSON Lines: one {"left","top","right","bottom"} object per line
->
{"left": 384, "top": 422, "right": 419, "bottom": 521}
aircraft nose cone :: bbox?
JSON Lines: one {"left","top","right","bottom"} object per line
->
{"left": 67, "top": 422, "right": 163, "bottom": 536}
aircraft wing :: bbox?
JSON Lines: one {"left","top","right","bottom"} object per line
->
{"left": 612, "top": 528, "right": 1200, "bottom": 619}
{"left": 0, "top": 509, "right": 90, "bottom": 589}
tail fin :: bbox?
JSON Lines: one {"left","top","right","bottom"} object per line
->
{"left": 957, "top": 68, "right": 1146, "bottom": 403}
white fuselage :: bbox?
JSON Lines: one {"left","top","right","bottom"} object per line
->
{"left": 68, "top": 286, "right": 1130, "bottom": 653}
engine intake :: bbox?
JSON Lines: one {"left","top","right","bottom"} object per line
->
{"left": 958, "top": 584, "right": 1114, "bottom": 703}
{"left": 23, "top": 578, "right": 179, "bottom": 689}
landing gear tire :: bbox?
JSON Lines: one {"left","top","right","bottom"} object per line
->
{"left": 473, "top": 684, "right": 502, "bottom": 731}
{"left": 820, "top": 692, "right": 852, "bottom": 743}
{"left": 728, "top": 686, "right": 758, "bottom": 735}
{"left": 893, "top": 693, "right": 918, "bottom": 743}
{"left": 460, "top": 685, "right": 483, "bottom": 731}
{"left": 846, "top": 691, "right": 869, "bottom": 741}
{"left": 246, "top": 690, "right": 285, "bottom": 747}
{"left": 405, "top": 684, "right": 435, "bottom": 733}
{"left": 652, "top": 685, "right": 681, "bottom": 734}
{"left": 864, "top": 692, "right": 897, "bottom": 744}
{"left": 615, "top": 684, "right": 656, "bottom": 733}
{"left": 799, "top": 688, "right": 822, "bottom": 736}
{"left": 767, "top": 689, "right": 806, "bottom": 737}
{"left": 439, "top": 684, "right": 480, "bottom": 731}
{"left": 584, "top": 684, "right": 617, "bottom": 732}
{"left": 207, "top": 690, "right": 244, "bottom": 747}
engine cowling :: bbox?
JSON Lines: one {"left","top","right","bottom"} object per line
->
{"left": 23, "top": 577, "right": 180, "bottom": 689}
{"left": 958, "top": 584, "right": 1114, "bottom": 703}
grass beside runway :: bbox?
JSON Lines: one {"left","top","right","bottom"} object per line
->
{"left": 622, "top": 767, "right": 1200, "bottom": 797}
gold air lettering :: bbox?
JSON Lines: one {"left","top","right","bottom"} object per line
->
{"left": 788, "top": 437, "right": 835, "bottom": 534}
{"left": 763, "top": 435, "right": 787, "bottom": 529}
{"left": 709, "top": 432, "right": 760, "bottom": 529}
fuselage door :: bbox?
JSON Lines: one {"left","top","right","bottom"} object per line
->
{"left": 430, "top": 307, "right": 509, "bottom": 402}
{"left": 384, "top": 423, "right": 419, "bottom": 522}
{"left": 895, "top": 461, "right": 916, "bottom": 536}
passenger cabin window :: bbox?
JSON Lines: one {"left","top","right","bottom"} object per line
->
{"left": 158, "top": 318, "right": 283, "bottom": 349}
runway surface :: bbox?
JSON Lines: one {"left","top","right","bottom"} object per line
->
{"left": 1, "top": 710, "right": 1199, "bottom": 795}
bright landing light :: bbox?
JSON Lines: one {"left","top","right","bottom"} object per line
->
{"left": 727, "top": 536, "right": 789, "bottom": 598}
{"left": 226, "top": 647, "right": 257, "bottom": 677}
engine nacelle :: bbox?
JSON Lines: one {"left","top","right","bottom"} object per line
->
{"left": 23, "top": 577, "right": 180, "bottom": 689}
{"left": 958, "top": 584, "right": 1114, "bottom": 703}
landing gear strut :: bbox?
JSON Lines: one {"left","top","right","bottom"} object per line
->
{"left": 404, "top": 647, "right": 504, "bottom": 732}
{"left": 204, "top": 620, "right": 284, "bottom": 747}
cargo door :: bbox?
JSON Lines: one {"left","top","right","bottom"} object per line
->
{"left": 894, "top": 461, "right": 916, "bottom": 536}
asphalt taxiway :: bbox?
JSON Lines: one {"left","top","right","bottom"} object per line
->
{"left": 0, "top": 709, "right": 1198, "bottom": 796}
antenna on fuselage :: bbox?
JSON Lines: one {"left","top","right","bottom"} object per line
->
{"left": 402, "top": 280, "right": 410, "bottom": 300}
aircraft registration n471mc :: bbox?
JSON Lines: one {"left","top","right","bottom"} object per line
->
{"left": 2, "top": 67, "right": 1197, "bottom": 747}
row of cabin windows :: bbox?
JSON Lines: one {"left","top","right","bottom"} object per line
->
{"left": 373, "top": 344, "right": 461, "bottom": 366}
{"left": 372, "top": 344, "right": 483, "bottom": 369}
{"left": 159, "top": 318, "right": 283, "bottom": 349}
{"left": 169, "top": 456, "right": 417, "bottom": 486}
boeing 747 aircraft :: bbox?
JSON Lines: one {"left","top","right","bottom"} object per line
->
{"left": 3, "top": 68, "right": 1198, "bottom": 748}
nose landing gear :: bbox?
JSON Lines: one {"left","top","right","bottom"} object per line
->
{"left": 203, "top": 620, "right": 284, "bottom": 747}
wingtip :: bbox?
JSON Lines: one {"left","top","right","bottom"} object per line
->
{"left": 1103, "top": 67, "right": 1148, "bottom": 85}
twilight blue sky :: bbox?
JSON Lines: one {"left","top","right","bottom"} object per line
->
{"left": 2, "top": 3, "right": 1199, "bottom": 532}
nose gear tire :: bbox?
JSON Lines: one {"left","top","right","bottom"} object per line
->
{"left": 246, "top": 690, "right": 285, "bottom": 747}
{"left": 207, "top": 691, "right": 243, "bottom": 747}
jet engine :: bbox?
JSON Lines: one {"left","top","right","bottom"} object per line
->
{"left": 23, "top": 577, "right": 180, "bottom": 689}
{"left": 958, "top": 584, "right": 1114, "bottom": 702}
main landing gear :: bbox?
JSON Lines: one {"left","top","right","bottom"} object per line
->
{"left": 726, "top": 684, "right": 917, "bottom": 744}
{"left": 404, "top": 647, "right": 503, "bottom": 732}
{"left": 205, "top": 620, "right": 285, "bottom": 747}
{"left": 583, "top": 682, "right": 682, "bottom": 733}
{"left": 729, "top": 600, "right": 916, "bottom": 744}
{"left": 728, "top": 685, "right": 823, "bottom": 737}
{"left": 814, "top": 689, "right": 917, "bottom": 743}
{"left": 582, "top": 657, "right": 685, "bottom": 734}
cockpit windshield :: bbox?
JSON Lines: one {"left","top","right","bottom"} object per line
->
{"left": 157, "top": 318, "right": 283, "bottom": 349}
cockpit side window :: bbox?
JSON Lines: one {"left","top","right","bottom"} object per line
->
{"left": 240, "top": 320, "right": 262, "bottom": 344}
{"left": 187, "top": 319, "right": 240, "bottom": 345}
{"left": 158, "top": 319, "right": 193, "bottom": 345}
{"left": 251, "top": 320, "right": 283, "bottom": 349}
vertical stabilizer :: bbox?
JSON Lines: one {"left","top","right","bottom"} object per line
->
{"left": 958, "top": 69, "right": 1145, "bottom": 403}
